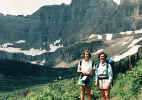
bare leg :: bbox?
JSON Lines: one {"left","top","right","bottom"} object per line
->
{"left": 104, "top": 89, "right": 110, "bottom": 100}
{"left": 100, "top": 89, "right": 106, "bottom": 100}
{"left": 86, "top": 87, "right": 91, "bottom": 100}
{"left": 80, "top": 86, "right": 85, "bottom": 100}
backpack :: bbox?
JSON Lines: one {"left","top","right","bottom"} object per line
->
{"left": 107, "top": 58, "right": 115, "bottom": 67}
{"left": 107, "top": 58, "right": 115, "bottom": 79}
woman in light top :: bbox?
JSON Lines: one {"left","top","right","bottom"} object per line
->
{"left": 95, "top": 52, "right": 113, "bottom": 100}
{"left": 77, "top": 50, "right": 95, "bottom": 100}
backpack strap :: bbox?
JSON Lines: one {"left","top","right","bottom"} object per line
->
{"left": 80, "top": 60, "right": 95, "bottom": 72}
{"left": 97, "top": 62, "right": 109, "bottom": 69}
{"left": 92, "top": 61, "right": 94, "bottom": 68}
{"left": 79, "top": 60, "right": 82, "bottom": 66}
{"left": 96, "top": 63, "right": 99, "bottom": 69}
{"left": 80, "top": 60, "right": 94, "bottom": 68}
{"left": 96, "top": 62, "right": 109, "bottom": 74}
{"left": 92, "top": 61, "right": 95, "bottom": 71}
{"left": 106, "top": 62, "right": 109, "bottom": 69}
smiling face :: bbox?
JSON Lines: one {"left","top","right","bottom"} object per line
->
{"left": 82, "top": 50, "right": 91, "bottom": 61}
{"left": 84, "top": 51, "right": 90, "bottom": 61}
{"left": 100, "top": 54, "right": 105, "bottom": 63}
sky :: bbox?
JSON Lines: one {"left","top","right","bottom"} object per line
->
{"left": 0, "top": 0, "right": 121, "bottom": 16}
{"left": 113, "top": 0, "right": 120, "bottom": 5}
{"left": 0, "top": 0, "right": 72, "bottom": 16}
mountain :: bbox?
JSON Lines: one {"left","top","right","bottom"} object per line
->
{"left": 0, "top": 0, "right": 142, "bottom": 66}
{"left": 0, "top": 0, "right": 135, "bottom": 45}
{"left": 32, "top": 0, "right": 133, "bottom": 44}
{"left": 0, "top": 1, "right": 142, "bottom": 99}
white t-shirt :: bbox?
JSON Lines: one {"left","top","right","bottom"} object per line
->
{"left": 79, "top": 59, "right": 95, "bottom": 73}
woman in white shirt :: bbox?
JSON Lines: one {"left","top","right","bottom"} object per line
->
{"left": 77, "top": 50, "right": 95, "bottom": 100}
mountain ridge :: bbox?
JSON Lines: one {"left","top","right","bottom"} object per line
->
{"left": 0, "top": 0, "right": 141, "bottom": 66}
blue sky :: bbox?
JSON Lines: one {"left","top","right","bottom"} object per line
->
{"left": 0, "top": 0, "right": 72, "bottom": 15}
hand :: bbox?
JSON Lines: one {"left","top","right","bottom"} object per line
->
{"left": 82, "top": 72, "right": 90, "bottom": 75}
{"left": 95, "top": 81, "right": 99, "bottom": 87}
{"left": 107, "top": 84, "right": 111, "bottom": 89}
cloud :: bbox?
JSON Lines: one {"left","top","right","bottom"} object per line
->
{"left": 0, "top": 0, "right": 72, "bottom": 15}
{"left": 113, "top": 0, "right": 120, "bottom": 5}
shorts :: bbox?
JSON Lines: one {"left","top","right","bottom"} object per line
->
{"left": 98, "top": 79, "right": 110, "bottom": 89}
{"left": 78, "top": 75, "right": 93, "bottom": 87}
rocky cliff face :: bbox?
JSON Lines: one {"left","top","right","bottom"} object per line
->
{"left": 0, "top": 0, "right": 140, "bottom": 65}
{"left": 32, "top": 0, "right": 134, "bottom": 46}
{"left": 0, "top": 0, "right": 137, "bottom": 46}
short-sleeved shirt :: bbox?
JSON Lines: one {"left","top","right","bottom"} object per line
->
{"left": 78, "top": 59, "right": 95, "bottom": 73}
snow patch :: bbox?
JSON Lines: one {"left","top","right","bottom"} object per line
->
{"left": 89, "top": 34, "right": 112, "bottom": 40}
{"left": 119, "top": 31, "right": 133, "bottom": 35}
{"left": 48, "top": 40, "right": 63, "bottom": 52}
{"left": 49, "top": 44, "right": 63, "bottom": 52}
{"left": 113, "top": 45, "right": 141, "bottom": 62}
{"left": 30, "top": 61, "right": 37, "bottom": 65}
{"left": 30, "top": 59, "right": 46, "bottom": 66}
{"left": 135, "top": 29, "right": 142, "bottom": 34}
{"left": 1, "top": 43, "right": 13, "bottom": 48}
{"left": 54, "top": 40, "right": 61, "bottom": 45}
{"left": 40, "top": 59, "right": 46, "bottom": 65}
{"left": 89, "top": 34, "right": 96, "bottom": 39}
{"left": 121, "top": 38, "right": 133, "bottom": 46}
{"left": 121, "top": 41, "right": 129, "bottom": 46}
{"left": 97, "top": 35, "right": 103, "bottom": 40}
{"left": 16, "top": 40, "right": 26, "bottom": 44}
{"left": 0, "top": 46, "right": 47, "bottom": 56}
{"left": 0, "top": 47, "right": 21, "bottom": 53}
{"left": 23, "top": 48, "right": 47, "bottom": 56}
{"left": 106, "top": 34, "right": 113, "bottom": 40}
{"left": 128, "top": 37, "right": 142, "bottom": 48}
{"left": 94, "top": 49, "right": 104, "bottom": 55}
{"left": 0, "top": 40, "right": 63, "bottom": 56}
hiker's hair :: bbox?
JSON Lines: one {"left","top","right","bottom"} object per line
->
{"left": 82, "top": 50, "right": 91, "bottom": 58}
{"left": 98, "top": 52, "right": 107, "bottom": 59}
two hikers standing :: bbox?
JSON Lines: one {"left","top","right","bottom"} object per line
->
{"left": 77, "top": 50, "right": 113, "bottom": 100}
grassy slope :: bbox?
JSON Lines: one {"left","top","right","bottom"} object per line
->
{"left": 23, "top": 60, "right": 142, "bottom": 100}
{"left": 2, "top": 59, "right": 135, "bottom": 100}
{"left": 0, "top": 59, "right": 141, "bottom": 100}
{"left": 111, "top": 59, "right": 142, "bottom": 100}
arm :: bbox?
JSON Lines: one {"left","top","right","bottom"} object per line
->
{"left": 77, "top": 66, "right": 82, "bottom": 73}
{"left": 95, "top": 66, "right": 99, "bottom": 86}
{"left": 108, "top": 64, "right": 113, "bottom": 84}
{"left": 95, "top": 69, "right": 98, "bottom": 82}
{"left": 77, "top": 61, "right": 82, "bottom": 73}
{"left": 94, "top": 64, "right": 98, "bottom": 81}
{"left": 92, "top": 63, "right": 96, "bottom": 76}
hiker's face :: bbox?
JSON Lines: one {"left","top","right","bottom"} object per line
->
{"left": 84, "top": 52, "right": 89, "bottom": 60}
{"left": 100, "top": 54, "right": 105, "bottom": 62}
